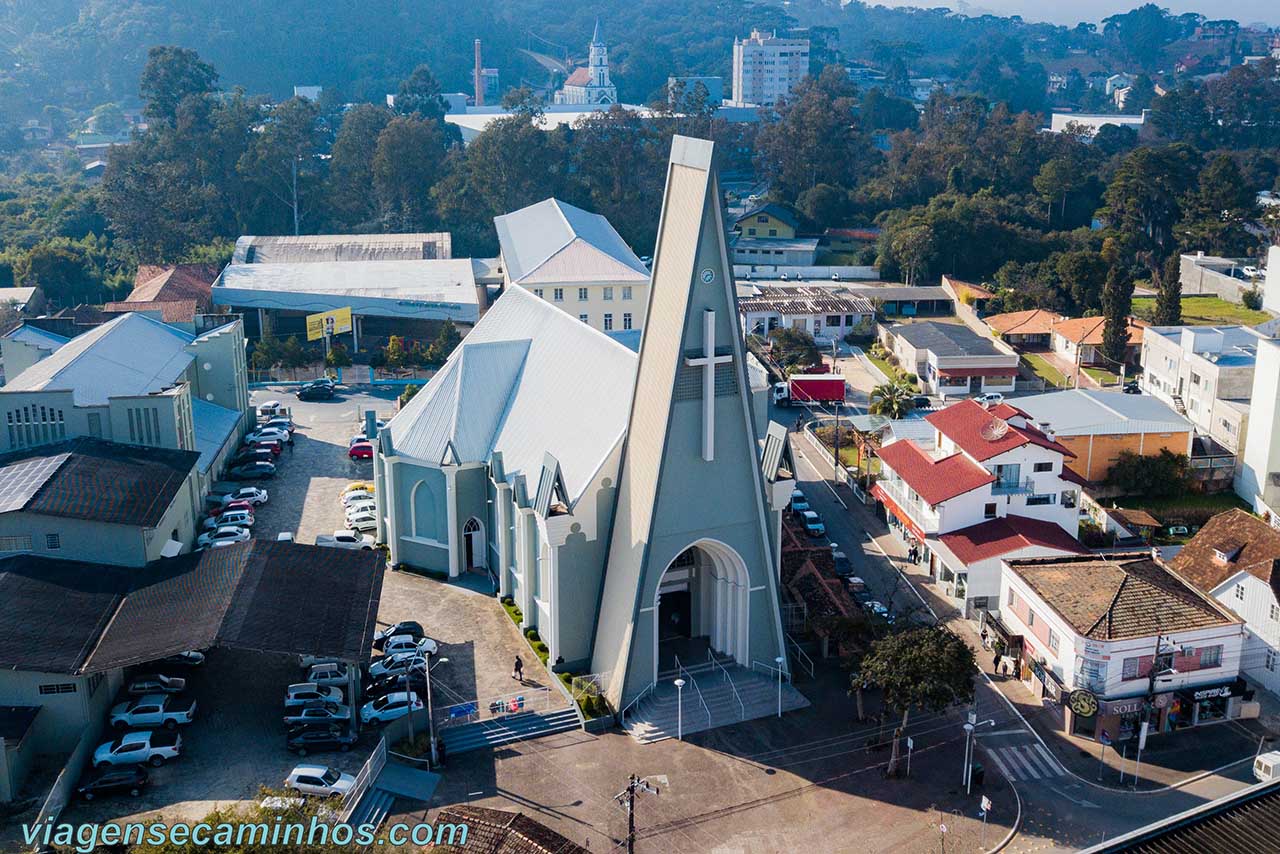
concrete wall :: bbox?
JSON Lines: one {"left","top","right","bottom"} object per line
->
{"left": 1238, "top": 339, "right": 1280, "bottom": 516}
{"left": 1055, "top": 430, "right": 1193, "bottom": 483}
{"left": 515, "top": 282, "right": 649, "bottom": 334}
{"left": 0, "top": 669, "right": 122, "bottom": 755}
{"left": 384, "top": 457, "right": 451, "bottom": 573}
{"left": 1180, "top": 256, "right": 1252, "bottom": 304}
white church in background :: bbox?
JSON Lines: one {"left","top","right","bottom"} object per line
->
{"left": 554, "top": 21, "right": 618, "bottom": 106}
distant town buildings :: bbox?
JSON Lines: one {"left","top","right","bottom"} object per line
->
{"left": 729, "top": 29, "right": 810, "bottom": 108}
{"left": 554, "top": 22, "right": 617, "bottom": 106}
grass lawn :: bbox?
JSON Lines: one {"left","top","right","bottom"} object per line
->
{"left": 1021, "top": 353, "right": 1069, "bottom": 388}
{"left": 1132, "top": 295, "right": 1272, "bottom": 326}
{"left": 864, "top": 352, "right": 903, "bottom": 384}
{"left": 1083, "top": 366, "right": 1121, "bottom": 385}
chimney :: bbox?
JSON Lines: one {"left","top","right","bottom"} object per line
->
{"left": 474, "top": 39, "right": 484, "bottom": 107}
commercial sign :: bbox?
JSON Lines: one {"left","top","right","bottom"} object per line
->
{"left": 1069, "top": 689, "right": 1099, "bottom": 718}
{"left": 1099, "top": 697, "right": 1145, "bottom": 716}
{"left": 1189, "top": 685, "right": 1233, "bottom": 701}
{"left": 305, "top": 307, "right": 353, "bottom": 342}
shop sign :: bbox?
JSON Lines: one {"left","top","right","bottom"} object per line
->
{"left": 1099, "top": 697, "right": 1144, "bottom": 716}
{"left": 1189, "top": 685, "right": 1233, "bottom": 701}
{"left": 1069, "top": 689, "right": 1099, "bottom": 718}
{"left": 1083, "top": 640, "right": 1106, "bottom": 656}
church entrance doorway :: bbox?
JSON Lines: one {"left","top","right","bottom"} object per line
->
{"left": 653, "top": 539, "right": 750, "bottom": 681}
{"left": 463, "top": 517, "right": 485, "bottom": 570}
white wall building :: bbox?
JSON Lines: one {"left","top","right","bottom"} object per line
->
{"left": 554, "top": 22, "right": 617, "bottom": 106}
{"left": 1238, "top": 337, "right": 1280, "bottom": 525}
{"left": 729, "top": 29, "right": 810, "bottom": 107}
{"left": 737, "top": 285, "right": 874, "bottom": 343}
{"left": 880, "top": 321, "right": 1019, "bottom": 398}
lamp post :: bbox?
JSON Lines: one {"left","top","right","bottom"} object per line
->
{"left": 674, "top": 678, "right": 686, "bottom": 741}
{"left": 426, "top": 656, "right": 448, "bottom": 767}
{"left": 775, "top": 656, "right": 786, "bottom": 718}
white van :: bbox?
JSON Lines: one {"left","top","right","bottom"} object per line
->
{"left": 1253, "top": 750, "right": 1280, "bottom": 782}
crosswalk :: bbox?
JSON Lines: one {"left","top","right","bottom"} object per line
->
{"left": 983, "top": 742, "right": 1067, "bottom": 781}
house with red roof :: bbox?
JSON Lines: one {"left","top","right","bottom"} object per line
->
{"left": 872, "top": 398, "right": 1087, "bottom": 617}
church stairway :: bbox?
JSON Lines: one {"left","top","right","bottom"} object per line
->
{"left": 623, "top": 664, "right": 809, "bottom": 744}
{"left": 440, "top": 707, "right": 583, "bottom": 756}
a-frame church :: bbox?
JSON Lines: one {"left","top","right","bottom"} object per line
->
{"left": 374, "top": 136, "right": 802, "bottom": 728}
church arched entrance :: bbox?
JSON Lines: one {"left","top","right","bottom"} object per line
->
{"left": 463, "top": 517, "right": 485, "bottom": 570}
{"left": 653, "top": 539, "right": 750, "bottom": 680}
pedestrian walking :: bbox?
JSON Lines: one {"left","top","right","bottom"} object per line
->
{"left": 980, "top": 627, "right": 990, "bottom": 650}
{"left": 512, "top": 655, "right": 524, "bottom": 682}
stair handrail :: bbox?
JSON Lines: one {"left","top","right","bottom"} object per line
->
{"left": 708, "top": 650, "right": 745, "bottom": 720}
{"left": 785, "top": 633, "right": 816, "bottom": 679}
{"left": 752, "top": 659, "right": 792, "bottom": 684}
{"left": 675, "top": 654, "right": 711, "bottom": 727}
{"left": 619, "top": 680, "right": 655, "bottom": 728}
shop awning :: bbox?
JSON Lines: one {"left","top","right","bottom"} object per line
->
{"left": 871, "top": 484, "right": 927, "bottom": 541}
{"left": 936, "top": 367, "right": 1019, "bottom": 378}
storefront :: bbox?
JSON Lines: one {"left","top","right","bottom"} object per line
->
{"left": 1062, "top": 680, "right": 1247, "bottom": 742}
{"left": 981, "top": 612, "right": 1023, "bottom": 677}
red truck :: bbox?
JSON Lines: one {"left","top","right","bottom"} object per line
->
{"left": 772, "top": 374, "right": 847, "bottom": 406}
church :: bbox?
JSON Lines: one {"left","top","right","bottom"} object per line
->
{"left": 554, "top": 22, "right": 618, "bottom": 106}
{"left": 373, "top": 136, "right": 801, "bottom": 725}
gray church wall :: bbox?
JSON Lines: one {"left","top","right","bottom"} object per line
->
{"left": 398, "top": 538, "right": 449, "bottom": 573}
{"left": 387, "top": 458, "right": 450, "bottom": 573}
{"left": 453, "top": 465, "right": 489, "bottom": 568}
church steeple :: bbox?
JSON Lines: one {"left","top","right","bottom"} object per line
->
{"left": 588, "top": 20, "right": 610, "bottom": 91}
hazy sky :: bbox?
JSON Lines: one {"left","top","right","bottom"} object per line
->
{"left": 871, "top": 0, "right": 1280, "bottom": 27}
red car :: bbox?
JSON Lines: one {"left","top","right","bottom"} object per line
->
{"left": 245, "top": 439, "right": 283, "bottom": 456}
{"left": 213, "top": 499, "right": 255, "bottom": 515}
{"left": 348, "top": 442, "right": 374, "bottom": 460}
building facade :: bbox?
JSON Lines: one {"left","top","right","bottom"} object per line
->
{"left": 737, "top": 285, "right": 874, "bottom": 343}
{"left": 1239, "top": 338, "right": 1280, "bottom": 525}
{"left": 880, "top": 322, "right": 1019, "bottom": 398}
{"left": 554, "top": 22, "right": 618, "bottom": 106}
{"left": 730, "top": 29, "right": 810, "bottom": 107}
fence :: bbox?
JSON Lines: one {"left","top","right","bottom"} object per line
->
{"left": 27, "top": 715, "right": 108, "bottom": 850}
{"left": 435, "top": 686, "right": 553, "bottom": 729}
{"left": 339, "top": 736, "right": 387, "bottom": 823}
{"left": 569, "top": 672, "right": 610, "bottom": 703}
{"left": 780, "top": 601, "right": 808, "bottom": 634}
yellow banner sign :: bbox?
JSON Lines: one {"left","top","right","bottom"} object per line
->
{"left": 305, "top": 307, "right": 353, "bottom": 341}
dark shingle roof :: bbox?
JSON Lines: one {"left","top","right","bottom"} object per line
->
{"left": 736, "top": 202, "right": 801, "bottom": 230}
{"left": 0, "top": 438, "right": 199, "bottom": 528}
{"left": 433, "top": 805, "right": 590, "bottom": 854}
{"left": 890, "top": 321, "right": 1002, "bottom": 357}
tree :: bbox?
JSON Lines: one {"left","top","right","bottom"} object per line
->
{"left": 1151, "top": 252, "right": 1182, "bottom": 325}
{"left": 869, "top": 383, "right": 915, "bottom": 418}
{"left": 1100, "top": 265, "right": 1135, "bottom": 367}
{"left": 860, "top": 88, "right": 918, "bottom": 133}
{"left": 19, "top": 242, "right": 96, "bottom": 307}
{"left": 1106, "top": 449, "right": 1189, "bottom": 497}
{"left": 425, "top": 319, "right": 462, "bottom": 365}
{"left": 325, "top": 342, "right": 353, "bottom": 368}
{"left": 889, "top": 223, "right": 934, "bottom": 286}
{"left": 796, "top": 184, "right": 850, "bottom": 229}
{"left": 237, "top": 97, "right": 323, "bottom": 235}
{"left": 1176, "top": 154, "right": 1257, "bottom": 256}
{"left": 327, "top": 104, "right": 392, "bottom": 229}
{"left": 394, "top": 64, "right": 449, "bottom": 123}
{"left": 372, "top": 115, "right": 451, "bottom": 231}
{"left": 382, "top": 335, "right": 410, "bottom": 371}
{"left": 1100, "top": 145, "right": 1198, "bottom": 259}
{"left": 768, "top": 327, "right": 821, "bottom": 373}
{"left": 860, "top": 627, "right": 975, "bottom": 776}
{"left": 278, "top": 336, "right": 308, "bottom": 370}
{"left": 138, "top": 46, "right": 219, "bottom": 124}
{"left": 91, "top": 102, "right": 126, "bottom": 135}
{"left": 1033, "top": 156, "right": 1085, "bottom": 226}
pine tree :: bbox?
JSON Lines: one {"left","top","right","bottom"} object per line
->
{"left": 1151, "top": 252, "right": 1182, "bottom": 326}
{"left": 1101, "top": 266, "right": 1134, "bottom": 367}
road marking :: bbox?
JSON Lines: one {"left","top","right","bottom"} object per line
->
{"left": 986, "top": 748, "right": 1014, "bottom": 779}
{"left": 1004, "top": 746, "right": 1042, "bottom": 779}
{"left": 1033, "top": 743, "right": 1066, "bottom": 776}
{"left": 1045, "top": 784, "right": 1100, "bottom": 808}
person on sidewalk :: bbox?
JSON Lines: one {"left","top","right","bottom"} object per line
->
{"left": 512, "top": 655, "right": 524, "bottom": 682}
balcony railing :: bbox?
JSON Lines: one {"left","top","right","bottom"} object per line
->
{"left": 877, "top": 478, "right": 939, "bottom": 533}
{"left": 991, "top": 477, "right": 1036, "bottom": 496}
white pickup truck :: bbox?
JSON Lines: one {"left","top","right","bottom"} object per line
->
{"left": 93, "top": 730, "right": 182, "bottom": 768}
{"left": 109, "top": 694, "right": 197, "bottom": 730}
{"left": 315, "top": 529, "right": 375, "bottom": 550}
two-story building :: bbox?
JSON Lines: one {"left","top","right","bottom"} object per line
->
{"left": 732, "top": 203, "right": 799, "bottom": 239}
{"left": 872, "top": 399, "right": 1086, "bottom": 617}
{"left": 998, "top": 552, "right": 1245, "bottom": 743}
{"left": 879, "top": 322, "right": 1019, "bottom": 399}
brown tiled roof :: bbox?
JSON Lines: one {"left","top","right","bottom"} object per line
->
{"left": 1110, "top": 507, "right": 1162, "bottom": 530}
{"left": 926, "top": 399, "right": 1075, "bottom": 462}
{"left": 940, "top": 515, "right": 1088, "bottom": 565}
{"left": 1168, "top": 509, "right": 1280, "bottom": 596}
{"left": 103, "top": 300, "right": 199, "bottom": 323}
{"left": 985, "top": 309, "right": 1063, "bottom": 336}
{"left": 1050, "top": 315, "right": 1145, "bottom": 346}
{"left": 942, "top": 276, "right": 996, "bottom": 299}
{"left": 562, "top": 67, "right": 593, "bottom": 87}
{"left": 433, "top": 805, "right": 589, "bottom": 854}
{"left": 877, "top": 439, "right": 995, "bottom": 505}
{"left": 1005, "top": 553, "right": 1240, "bottom": 640}
{"left": 127, "top": 264, "right": 219, "bottom": 309}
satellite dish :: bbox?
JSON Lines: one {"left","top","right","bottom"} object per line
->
{"left": 980, "top": 419, "right": 1010, "bottom": 442}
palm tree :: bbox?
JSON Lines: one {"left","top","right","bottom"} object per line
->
{"left": 869, "top": 382, "right": 915, "bottom": 419}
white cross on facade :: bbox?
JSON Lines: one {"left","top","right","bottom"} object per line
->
{"left": 685, "top": 309, "right": 733, "bottom": 462}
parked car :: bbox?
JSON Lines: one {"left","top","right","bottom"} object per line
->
{"left": 790, "top": 489, "right": 810, "bottom": 513}
{"left": 126, "top": 673, "right": 186, "bottom": 695}
{"left": 349, "top": 434, "right": 373, "bottom": 447}
{"left": 373, "top": 620, "right": 424, "bottom": 650}
{"left": 1242, "top": 265, "right": 1261, "bottom": 279}
{"left": 365, "top": 669, "right": 428, "bottom": 699}
{"left": 344, "top": 482, "right": 374, "bottom": 495}
{"left": 341, "top": 490, "right": 374, "bottom": 507}
{"left": 912, "top": 395, "right": 932, "bottom": 410}
{"left": 315, "top": 530, "right": 375, "bottom": 550}
{"left": 228, "top": 461, "right": 277, "bottom": 480}
{"left": 110, "top": 694, "right": 197, "bottom": 730}
{"left": 359, "top": 691, "right": 423, "bottom": 725}
{"left": 262, "top": 418, "right": 296, "bottom": 434}
{"left": 159, "top": 651, "right": 205, "bottom": 668}
{"left": 304, "top": 377, "right": 336, "bottom": 390}
{"left": 284, "top": 764, "right": 355, "bottom": 798}
{"left": 286, "top": 726, "right": 358, "bottom": 756}
{"left": 230, "top": 449, "right": 276, "bottom": 467}
{"left": 202, "top": 510, "right": 254, "bottom": 531}
{"left": 832, "top": 552, "right": 854, "bottom": 577}
{"left": 306, "top": 662, "right": 351, "bottom": 687}
{"left": 77, "top": 766, "right": 149, "bottom": 800}
{"left": 297, "top": 385, "right": 334, "bottom": 401}
{"left": 283, "top": 701, "right": 350, "bottom": 726}
{"left": 346, "top": 513, "right": 377, "bottom": 533}
{"left": 197, "top": 526, "right": 251, "bottom": 548}
{"left": 93, "top": 731, "right": 181, "bottom": 768}
{"left": 345, "top": 498, "right": 377, "bottom": 516}
{"left": 973, "top": 392, "right": 1004, "bottom": 405}
{"left": 862, "top": 600, "right": 895, "bottom": 624}
{"left": 258, "top": 400, "right": 285, "bottom": 417}
{"left": 213, "top": 499, "right": 256, "bottom": 515}
{"left": 285, "top": 682, "right": 345, "bottom": 707}
{"left": 1123, "top": 381, "right": 1141, "bottom": 395}
{"left": 381, "top": 635, "right": 439, "bottom": 657}
{"left": 246, "top": 427, "right": 290, "bottom": 445}
{"left": 801, "top": 510, "right": 826, "bottom": 537}
{"left": 243, "top": 438, "right": 284, "bottom": 456}
{"left": 218, "top": 486, "right": 269, "bottom": 506}
{"left": 349, "top": 443, "right": 374, "bottom": 460}
{"left": 367, "top": 652, "right": 426, "bottom": 680}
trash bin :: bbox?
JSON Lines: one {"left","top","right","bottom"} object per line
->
{"left": 971, "top": 761, "right": 985, "bottom": 787}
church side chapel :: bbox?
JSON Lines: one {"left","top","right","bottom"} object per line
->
{"left": 374, "top": 136, "right": 807, "bottom": 735}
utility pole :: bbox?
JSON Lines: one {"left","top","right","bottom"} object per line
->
{"left": 614, "top": 774, "right": 659, "bottom": 854}
{"left": 1134, "top": 627, "right": 1163, "bottom": 786}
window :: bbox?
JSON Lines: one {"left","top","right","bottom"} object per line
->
{"left": 579, "top": 314, "right": 589, "bottom": 324}
{"left": 87, "top": 672, "right": 104, "bottom": 697}
{"left": 603, "top": 314, "right": 614, "bottom": 331}
{"left": 1033, "top": 462, "right": 1053, "bottom": 473}
{"left": 827, "top": 315, "right": 841, "bottom": 327}
{"left": 747, "top": 227, "right": 757, "bottom": 235}
{"left": 1268, "top": 650, "right": 1278, "bottom": 672}
{"left": 844, "top": 314, "right": 854, "bottom": 326}
{"left": 623, "top": 313, "right": 633, "bottom": 330}
{"left": 622, "top": 286, "right": 632, "bottom": 300}
{"left": 38, "top": 683, "right": 76, "bottom": 695}
{"left": 1061, "top": 490, "right": 1077, "bottom": 508}
{"left": 0, "top": 535, "right": 33, "bottom": 552}
{"left": 1122, "top": 657, "right": 1140, "bottom": 680}
{"left": 1026, "top": 494, "right": 1055, "bottom": 506}
{"left": 1271, "top": 603, "right": 1279, "bottom": 622}
{"left": 553, "top": 288, "right": 564, "bottom": 302}
{"left": 1007, "top": 588, "right": 1015, "bottom": 606}
{"left": 1027, "top": 611, "right": 1036, "bottom": 627}
{"left": 603, "top": 287, "right": 614, "bottom": 301}
{"left": 87, "top": 412, "right": 102, "bottom": 438}
{"left": 1237, "top": 583, "right": 1246, "bottom": 601}
{"left": 768, "top": 228, "right": 778, "bottom": 236}
{"left": 994, "top": 464, "right": 1021, "bottom": 487}
{"left": 578, "top": 287, "right": 589, "bottom": 301}
{"left": 45, "top": 533, "right": 60, "bottom": 550}
{"left": 1200, "top": 645, "right": 1223, "bottom": 668}
{"left": 1048, "top": 630, "right": 1060, "bottom": 653}
{"left": 1190, "top": 371, "right": 1201, "bottom": 386}
{"left": 757, "top": 215, "right": 769, "bottom": 223}
{"left": 984, "top": 503, "right": 997, "bottom": 519}
{"left": 533, "top": 288, "right": 544, "bottom": 299}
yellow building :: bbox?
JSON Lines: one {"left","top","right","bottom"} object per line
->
{"left": 733, "top": 203, "right": 800, "bottom": 239}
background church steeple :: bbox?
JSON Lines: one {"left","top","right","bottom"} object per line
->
{"left": 589, "top": 19, "right": 610, "bottom": 90}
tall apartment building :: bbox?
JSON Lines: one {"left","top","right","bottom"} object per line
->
{"left": 730, "top": 29, "right": 810, "bottom": 107}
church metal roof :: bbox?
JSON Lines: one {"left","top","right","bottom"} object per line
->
{"left": 494, "top": 198, "right": 650, "bottom": 286}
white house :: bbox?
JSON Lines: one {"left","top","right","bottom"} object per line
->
{"left": 873, "top": 399, "right": 1086, "bottom": 617}
{"left": 737, "top": 285, "right": 874, "bottom": 343}
{"left": 879, "top": 322, "right": 1019, "bottom": 398}
{"left": 999, "top": 552, "right": 1245, "bottom": 743}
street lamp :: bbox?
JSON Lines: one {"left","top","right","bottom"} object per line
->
{"left": 775, "top": 656, "right": 786, "bottom": 718}
{"left": 426, "top": 656, "right": 448, "bottom": 767}
{"left": 674, "top": 678, "right": 686, "bottom": 740}
{"left": 962, "top": 717, "right": 996, "bottom": 795}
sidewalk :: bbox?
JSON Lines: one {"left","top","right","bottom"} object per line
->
{"left": 842, "top": 490, "right": 1275, "bottom": 793}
